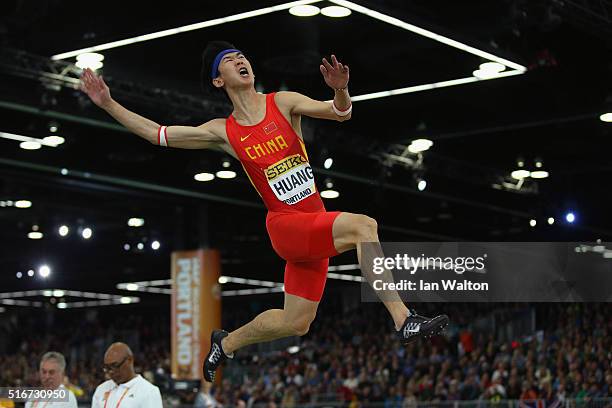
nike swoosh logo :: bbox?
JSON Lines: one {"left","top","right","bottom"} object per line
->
{"left": 240, "top": 134, "right": 251, "bottom": 142}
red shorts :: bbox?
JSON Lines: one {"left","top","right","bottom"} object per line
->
{"left": 266, "top": 211, "right": 341, "bottom": 302}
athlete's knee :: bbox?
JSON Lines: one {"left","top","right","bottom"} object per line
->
{"left": 285, "top": 313, "right": 315, "bottom": 336}
{"left": 289, "top": 319, "right": 311, "bottom": 336}
{"left": 354, "top": 214, "right": 378, "bottom": 242}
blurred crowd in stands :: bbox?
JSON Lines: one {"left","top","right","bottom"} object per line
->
{"left": 0, "top": 302, "right": 609, "bottom": 408}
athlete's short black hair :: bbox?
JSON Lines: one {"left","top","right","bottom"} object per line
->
{"left": 200, "top": 40, "right": 238, "bottom": 95}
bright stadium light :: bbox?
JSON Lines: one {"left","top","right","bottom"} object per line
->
{"left": 28, "top": 231, "right": 43, "bottom": 240}
{"left": 39, "top": 265, "right": 51, "bottom": 278}
{"left": 547, "top": 217, "right": 555, "bottom": 225}
{"left": 194, "top": 172, "right": 215, "bottom": 182}
{"left": 511, "top": 170, "right": 530, "bottom": 180}
{"left": 565, "top": 212, "right": 575, "bottom": 223}
{"left": 20, "top": 141, "right": 42, "bottom": 150}
{"left": 43, "top": 136, "right": 65, "bottom": 146}
{"left": 408, "top": 139, "right": 433, "bottom": 154}
{"left": 151, "top": 241, "right": 161, "bottom": 250}
{"left": 530, "top": 170, "right": 549, "bottom": 179}
{"left": 321, "top": 5, "right": 351, "bottom": 17}
{"left": 289, "top": 4, "right": 320, "bottom": 16}
{"left": 417, "top": 179, "right": 427, "bottom": 191}
{"left": 15, "top": 200, "right": 32, "bottom": 208}
{"left": 127, "top": 218, "right": 145, "bottom": 227}
{"left": 479, "top": 62, "right": 506, "bottom": 73}
{"left": 58, "top": 225, "right": 70, "bottom": 237}
{"left": 324, "top": 157, "right": 333, "bottom": 169}
{"left": 216, "top": 170, "right": 237, "bottom": 179}
{"left": 81, "top": 227, "right": 92, "bottom": 239}
{"left": 75, "top": 52, "right": 105, "bottom": 70}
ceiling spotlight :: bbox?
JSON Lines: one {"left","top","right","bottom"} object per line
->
{"left": 547, "top": 217, "right": 555, "bottom": 225}
{"left": 120, "top": 297, "right": 133, "bottom": 304}
{"left": 123, "top": 243, "right": 131, "bottom": 251}
{"left": 221, "top": 158, "right": 231, "bottom": 168}
{"left": 408, "top": 138, "right": 433, "bottom": 153}
{"left": 60, "top": 168, "right": 69, "bottom": 176}
{"left": 127, "top": 218, "right": 145, "bottom": 227}
{"left": 324, "top": 157, "right": 333, "bottom": 169}
{"left": 15, "top": 200, "right": 32, "bottom": 208}
{"left": 52, "top": 290, "right": 65, "bottom": 297}
{"left": 81, "top": 227, "right": 92, "bottom": 239}
{"left": 599, "top": 113, "right": 612, "bottom": 122}
{"left": 321, "top": 6, "right": 352, "bottom": 17}
{"left": 76, "top": 52, "right": 104, "bottom": 70}
{"left": 529, "top": 219, "right": 537, "bottom": 227}
{"left": 28, "top": 231, "right": 43, "bottom": 240}
{"left": 479, "top": 62, "right": 506, "bottom": 73}
{"left": 57, "top": 302, "right": 68, "bottom": 309}
{"left": 43, "top": 136, "right": 65, "bottom": 146}
{"left": 565, "top": 212, "right": 575, "bottom": 223}
{"left": 218, "top": 276, "right": 229, "bottom": 284}
{"left": 27, "top": 269, "right": 35, "bottom": 277}
{"left": 289, "top": 5, "right": 320, "bottom": 17}
{"left": 151, "top": 240, "right": 161, "bottom": 250}
{"left": 321, "top": 189, "right": 340, "bottom": 199}
{"left": 16, "top": 272, "right": 23, "bottom": 279}
{"left": 126, "top": 283, "right": 139, "bottom": 291}
{"left": 511, "top": 169, "right": 531, "bottom": 180}
{"left": 472, "top": 69, "right": 500, "bottom": 80}
{"left": 216, "top": 170, "right": 237, "bottom": 179}
{"left": 39, "top": 265, "right": 51, "bottom": 278}
{"left": 58, "top": 225, "right": 69, "bottom": 237}
{"left": 20, "top": 141, "right": 42, "bottom": 150}
{"left": 194, "top": 172, "right": 215, "bottom": 182}
{"left": 137, "top": 243, "right": 144, "bottom": 250}
{"left": 530, "top": 170, "right": 549, "bottom": 179}
{"left": 417, "top": 179, "right": 427, "bottom": 191}
{"left": 534, "top": 158, "right": 543, "bottom": 168}
{"left": 49, "top": 122, "right": 59, "bottom": 133}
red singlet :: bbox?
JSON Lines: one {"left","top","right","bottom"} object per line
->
{"left": 226, "top": 93, "right": 340, "bottom": 301}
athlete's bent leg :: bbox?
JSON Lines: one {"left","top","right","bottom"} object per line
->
{"left": 332, "top": 212, "right": 448, "bottom": 344}
{"left": 221, "top": 293, "right": 318, "bottom": 355}
{"left": 332, "top": 212, "right": 408, "bottom": 329}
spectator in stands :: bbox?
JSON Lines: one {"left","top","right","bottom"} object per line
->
{"left": 25, "top": 352, "right": 77, "bottom": 408}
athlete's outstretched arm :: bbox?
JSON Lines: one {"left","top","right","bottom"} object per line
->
{"left": 79, "top": 68, "right": 224, "bottom": 149}
{"left": 278, "top": 55, "right": 352, "bottom": 122}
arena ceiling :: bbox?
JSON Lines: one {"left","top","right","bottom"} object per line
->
{"left": 0, "top": 0, "right": 611, "bottom": 300}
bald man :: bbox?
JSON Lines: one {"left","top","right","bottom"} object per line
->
{"left": 91, "top": 343, "right": 162, "bottom": 408}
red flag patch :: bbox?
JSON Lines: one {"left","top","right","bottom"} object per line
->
{"left": 263, "top": 122, "right": 278, "bottom": 134}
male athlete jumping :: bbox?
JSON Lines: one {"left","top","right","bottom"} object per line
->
{"left": 80, "top": 41, "right": 449, "bottom": 383}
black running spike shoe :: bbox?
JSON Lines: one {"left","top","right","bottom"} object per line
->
{"left": 397, "top": 310, "right": 449, "bottom": 344}
{"left": 203, "top": 330, "right": 232, "bottom": 382}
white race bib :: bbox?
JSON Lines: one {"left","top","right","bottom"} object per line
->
{"left": 265, "top": 154, "right": 316, "bottom": 205}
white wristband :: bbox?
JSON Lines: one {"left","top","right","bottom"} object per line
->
{"left": 158, "top": 126, "right": 168, "bottom": 147}
{"left": 332, "top": 101, "right": 352, "bottom": 117}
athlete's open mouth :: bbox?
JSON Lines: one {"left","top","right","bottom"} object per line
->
{"left": 239, "top": 67, "right": 249, "bottom": 77}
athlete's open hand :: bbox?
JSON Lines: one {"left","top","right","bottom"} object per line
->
{"left": 79, "top": 68, "right": 112, "bottom": 109}
{"left": 320, "top": 54, "right": 349, "bottom": 90}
